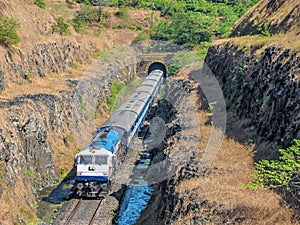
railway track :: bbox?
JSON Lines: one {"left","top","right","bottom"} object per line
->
{"left": 63, "top": 198, "right": 103, "bottom": 225}
{"left": 88, "top": 199, "right": 103, "bottom": 225}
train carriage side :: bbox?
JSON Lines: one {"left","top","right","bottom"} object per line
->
{"left": 123, "top": 70, "right": 164, "bottom": 147}
{"left": 101, "top": 70, "right": 163, "bottom": 151}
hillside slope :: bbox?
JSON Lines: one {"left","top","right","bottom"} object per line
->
{"left": 206, "top": 0, "right": 299, "bottom": 154}
{"left": 231, "top": 0, "right": 299, "bottom": 36}
{"left": 0, "top": 0, "right": 148, "bottom": 97}
{"left": 205, "top": 0, "right": 299, "bottom": 209}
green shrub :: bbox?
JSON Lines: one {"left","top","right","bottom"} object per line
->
{"left": 0, "top": 17, "right": 20, "bottom": 47}
{"left": 112, "top": 8, "right": 133, "bottom": 29}
{"left": 169, "top": 51, "right": 200, "bottom": 73}
{"left": 249, "top": 139, "right": 300, "bottom": 201}
{"left": 78, "top": 94, "right": 87, "bottom": 110}
{"left": 50, "top": 17, "right": 70, "bottom": 35}
{"left": 115, "top": 8, "right": 129, "bottom": 19}
{"left": 65, "top": 134, "right": 74, "bottom": 143}
{"left": 71, "top": 4, "right": 108, "bottom": 33}
{"left": 34, "top": 0, "right": 46, "bottom": 8}
{"left": 152, "top": 11, "right": 213, "bottom": 47}
{"left": 70, "top": 18, "right": 85, "bottom": 33}
{"left": 76, "top": 4, "right": 98, "bottom": 23}
{"left": 196, "top": 41, "right": 211, "bottom": 59}
{"left": 60, "top": 167, "right": 68, "bottom": 179}
{"left": 149, "top": 0, "right": 259, "bottom": 49}
{"left": 106, "top": 80, "right": 125, "bottom": 112}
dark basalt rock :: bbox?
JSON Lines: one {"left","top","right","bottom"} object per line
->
{"left": 0, "top": 71, "right": 5, "bottom": 93}
{"left": 0, "top": 55, "right": 139, "bottom": 196}
{"left": 205, "top": 44, "right": 300, "bottom": 160}
{"left": 2, "top": 40, "right": 86, "bottom": 91}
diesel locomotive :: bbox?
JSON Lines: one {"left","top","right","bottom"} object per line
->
{"left": 73, "top": 62, "right": 167, "bottom": 197}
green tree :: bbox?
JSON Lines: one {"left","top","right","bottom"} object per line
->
{"left": 106, "top": 80, "right": 125, "bottom": 112}
{"left": 0, "top": 17, "right": 20, "bottom": 47}
{"left": 152, "top": 11, "right": 213, "bottom": 47}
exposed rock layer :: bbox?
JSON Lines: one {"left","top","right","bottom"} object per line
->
{"left": 0, "top": 53, "right": 138, "bottom": 224}
{"left": 205, "top": 43, "right": 300, "bottom": 159}
{"left": 0, "top": 40, "right": 86, "bottom": 90}
{"left": 231, "top": 0, "right": 300, "bottom": 36}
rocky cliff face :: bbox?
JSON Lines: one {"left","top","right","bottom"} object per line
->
{"left": 205, "top": 42, "right": 299, "bottom": 159}
{"left": 0, "top": 39, "right": 86, "bottom": 92}
{"left": 137, "top": 68, "right": 298, "bottom": 225}
{"left": 0, "top": 51, "right": 138, "bottom": 223}
{"left": 205, "top": 0, "right": 300, "bottom": 160}
{"left": 231, "top": 0, "right": 300, "bottom": 36}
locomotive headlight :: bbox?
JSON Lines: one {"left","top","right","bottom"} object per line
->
{"left": 101, "top": 183, "right": 107, "bottom": 190}
{"left": 77, "top": 183, "right": 84, "bottom": 190}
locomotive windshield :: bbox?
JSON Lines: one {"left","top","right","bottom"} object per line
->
{"left": 77, "top": 155, "right": 107, "bottom": 165}
{"left": 95, "top": 156, "right": 108, "bottom": 165}
{"left": 78, "top": 155, "right": 93, "bottom": 164}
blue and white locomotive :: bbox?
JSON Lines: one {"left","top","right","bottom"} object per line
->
{"left": 74, "top": 62, "right": 167, "bottom": 197}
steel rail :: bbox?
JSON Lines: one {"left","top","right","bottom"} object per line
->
{"left": 88, "top": 199, "right": 103, "bottom": 225}
{"left": 64, "top": 199, "right": 83, "bottom": 225}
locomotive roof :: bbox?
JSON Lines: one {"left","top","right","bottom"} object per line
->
{"left": 87, "top": 129, "right": 123, "bottom": 154}
{"left": 78, "top": 145, "right": 113, "bottom": 156}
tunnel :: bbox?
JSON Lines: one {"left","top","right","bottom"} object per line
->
{"left": 145, "top": 60, "right": 168, "bottom": 78}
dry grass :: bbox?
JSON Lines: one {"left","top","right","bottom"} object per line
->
{"left": 0, "top": 169, "right": 38, "bottom": 225}
{"left": 175, "top": 125, "right": 298, "bottom": 224}
{"left": 212, "top": 32, "right": 300, "bottom": 62}
{"left": 0, "top": 1, "right": 152, "bottom": 100}
{"left": 229, "top": 32, "right": 300, "bottom": 55}
{"left": 233, "top": 0, "right": 299, "bottom": 35}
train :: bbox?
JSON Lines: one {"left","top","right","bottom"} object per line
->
{"left": 73, "top": 61, "right": 167, "bottom": 197}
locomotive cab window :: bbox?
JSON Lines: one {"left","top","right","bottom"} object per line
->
{"left": 95, "top": 156, "right": 108, "bottom": 165}
{"left": 78, "top": 155, "right": 93, "bottom": 165}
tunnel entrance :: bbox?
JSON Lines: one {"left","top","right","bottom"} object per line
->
{"left": 145, "top": 60, "right": 168, "bottom": 78}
